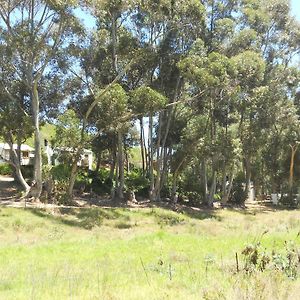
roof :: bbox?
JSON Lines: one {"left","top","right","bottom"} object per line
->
{"left": 0, "top": 143, "right": 34, "bottom": 152}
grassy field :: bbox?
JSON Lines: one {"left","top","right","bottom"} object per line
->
{"left": 0, "top": 205, "right": 300, "bottom": 299}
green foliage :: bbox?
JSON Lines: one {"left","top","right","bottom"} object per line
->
{"left": 96, "top": 84, "right": 129, "bottom": 129}
{"left": 0, "top": 0, "right": 300, "bottom": 206}
{"left": 230, "top": 172, "right": 248, "bottom": 204}
{"left": 231, "top": 51, "right": 265, "bottom": 88}
{"left": 51, "top": 165, "right": 71, "bottom": 181}
{"left": 125, "top": 169, "right": 150, "bottom": 195}
{"left": 130, "top": 86, "right": 167, "bottom": 115}
{"left": 0, "top": 163, "right": 13, "bottom": 176}
{"left": 54, "top": 109, "right": 82, "bottom": 151}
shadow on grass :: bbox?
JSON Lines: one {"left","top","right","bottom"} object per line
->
{"left": 181, "top": 207, "right": 223, "bottom": 222}
{"left": 30, "top": 207, "right": 131, "bottom": 229}
{"left": 142, "top": 205, "right": 222, "bottom": 225}
{"left": 28, "top": 204, "right": 222, "bottom": 230}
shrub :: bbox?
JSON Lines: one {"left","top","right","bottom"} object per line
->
{"left": 125, "top": 169, "right": 150, "bottom": 197}
{"left": 88, "top": 169, "right": 113, "bottom": 195}
{"left": 241, "top": 240, "right": 300, "bottom": 279}
{"left": 0, "top": 163, "right": 13, "bottom": 175}
{"left": 51, "top": 164, "right": 71, "bottom": 181}
{"left": 230, "top": 172, "right": 247, "bottom": 204}
{"left": 75, "top": 169, "right": 92, "bottom": 193}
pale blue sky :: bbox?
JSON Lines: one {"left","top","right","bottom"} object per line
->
{"left": 291, "top": 0, "right": 300, "bottom": 20}
{"left": 76, "top": 1, "right": 300, "bottom": 28}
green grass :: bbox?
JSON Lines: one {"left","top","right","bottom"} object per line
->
{"left": 0, "top": 206, "right": 300, "bottom": 299}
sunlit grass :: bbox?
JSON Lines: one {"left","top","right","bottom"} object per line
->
{"left": 0, "top": 206, "right": 299, "bottom": 299}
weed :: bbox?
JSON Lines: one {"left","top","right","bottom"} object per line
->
{"left": 241, "top": 240, "right": 300, "bottom": 279}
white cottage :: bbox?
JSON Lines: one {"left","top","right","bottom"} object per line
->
{"left": 0, "top": 141, "right": 93, "bottom": 170}
{"left": 52, "top": 148, "right": 93, "bottom": 170}
{"left": 0, "top": 143, "right": 35, "bottom": 165}
{"left": 46, "top": 143, "right": 93, "bottom": 170}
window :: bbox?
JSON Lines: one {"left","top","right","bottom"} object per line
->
{"left": 22, "top": 151, "right": 29, "bottom": 159}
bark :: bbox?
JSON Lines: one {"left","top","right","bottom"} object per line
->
{"left": 144, "top": 128, "right": 149, "bottom": 175}
{"left": 200, "top": 159, "right": 208, "bottom": 204}
{"left": 67, "top": 159, "right": 78, "bottom": 201}
{"left": 171, "top": 173, "right": 178, "bottom": 203}
{"left": 244, "top": 158, "right": 251, "bottom": 203}
{"left": 125, "top": 149, "right": 130, "bottom": 173}
{"left": 31, "top": 81, "right": 43, "bottom": 199}
{"left": 149, "top": 114, "right": 155, "bottom": 201}
{"left": 154, "top": 113, "right": 163, "bottom": 201}
{"left": 221, "top": 161, "right": 227, "bottom": 198}
{"left": 221, "top": 171, "right": 234, "bottom": 204}
{"left": 116, "top": 130, "right": 124, "bottom": 200}
{"left": 95, "top": 152, "right": 102, "bottom": 173}
{"left": 208, "top": 169, "right": 216, "bottom": 207}
{"left": 289, "top": 144, "right": 299, "bottom": 201}
{"left": 139, "top": 117, "right": 146, "bottom": 175}
{"left": 109, "top": 151, "right": 116, "bottom": 181}
{"left": 158, "top": 146, "right": 170, "bottom": 196}
{"left": 6, "top": 137, "right": 30, "bottom": 194}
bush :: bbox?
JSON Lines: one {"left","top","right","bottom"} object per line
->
{"left": 85, "top": 168, "right": 113, "bottom": 195}
{"left": 241, "top": 240, "right": 300, "bottom": 279}
{"left": 0, "top": 163, "right": 13, "bottom": 175}
{"left": 230, "top": 172, "right": 247, "bottom": 204}
{"left": 51, "top": 164, "right": 71, "bottom": 181}
{"left": 75, "top": 169, "right": 92, "bottom": 193}
{"left": 125, "top": 169, "right": 150, "bottom": 197}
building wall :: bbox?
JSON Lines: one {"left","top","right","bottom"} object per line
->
{"left": 0, "top": 147, "right": 34, "bottom": 166}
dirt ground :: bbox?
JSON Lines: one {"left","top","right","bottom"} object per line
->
{"left": 0, "top": 175, "right": 276, "bottom": 214}
{"left": 0, "top": 175, "right": 19, "bottom": 200}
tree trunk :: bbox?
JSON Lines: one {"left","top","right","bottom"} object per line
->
{"left": 7, "top": 139, "right": 30, "bottom": 194}
{"left": 289, "top": 144, "right": 298, "bottom": 202}
{"left": 149, "top": 114, "right": 155, "bottom": 201}
{"left": 154, "top": 77, "right": 181, "bottom": 200}
{"left": 222, "top": 171, "right": 234, "bottom": 204}
{"left": 139, "top": 117, "right": 146, "bottom": 175}
{"left": 154, "top": 113, "right": 163, "bottom": 201}
{"left": 245, "top": 158, "right": 251, "bottom": 203}
{"left": 116, "top": 130, "right": 124, "bottom": 200}
{"left": 95, "top": 152, "right": 101, "bottom": 173}
{"left": 172, "top": 172, "right": 178, "bottom": 203}
{"left": 31, "top": 81, "right": 43, "bottom": 199}
{"left": 158, "top": 146, "right": 170, "bottom": 197}
{"left": 221, "top": 161, "right": 227, "bottom": 198}
{"left": 109, "top": 151, "right": 116, "bottom": 181}
{"left": 208, "top": 170, "right": 216, "bottom": 207}
{"left": 200, "top": 159, "right": 208, "bottom": 204}
{"left": 67, "top": 160, "right": 78, "bottom": 201}
{"left": 125, "top": 150, "right": 130, "bottom": 173}
{"left": 171, "top": 158, "right": 185, "bottom": 203}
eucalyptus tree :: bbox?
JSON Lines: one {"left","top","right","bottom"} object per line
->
{"left": 94, "top": 84, "right": 129, "bottom": 200}
{"left": 0, "top": 0, "right": 82, "bottom": 198}
{"left": 131, "top": 85, "right": 167, "bottom": 201}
